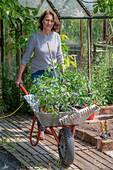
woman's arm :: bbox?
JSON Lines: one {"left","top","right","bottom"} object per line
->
{"left": 15, "top": 64, "right": 26, "bottom": 87}
{"left": 15, "top": 34, "right": 35, "bottom": 87}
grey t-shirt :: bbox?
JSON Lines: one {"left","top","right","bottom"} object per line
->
{"left": 21, "top": 32, "right": 64, "bottom": 74}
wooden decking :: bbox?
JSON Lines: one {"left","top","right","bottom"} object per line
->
{"left": 0, "top": 113, "right": 113, "bottom": 170}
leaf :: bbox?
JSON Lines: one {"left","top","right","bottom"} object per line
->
{"left": 9, "top": 0, "right": 14, "bottom": 8}
{"left": 70, "top": 61, "right": 77, "bottom": 67}
{"left": 16, "top": 14, "right": 24, "bottom": 22}
{"left": 26, "top": 6, "right": 38, "bottom": 10}
{"left": 40, "top": 100, "right": 45, "bottom": 108}
{"left": 11, "top": 18, "right": 17, "bottom": 27}
{"left": 4, "top": 43, "right": 15, "bottom": 54}
{"left": 53, "top": 113, "right": 56, "bottom": 119}
{"left": 24, "top": 8, "right": 30, "bottom": 15}
{"left": 93, "top": 7, "right": 98, "bottom": 14}
{"left": 60, "top": 34, "right": 69, "bottom": 42}
{"left": 32, "top": 9, "right": 39, "bottom": 16}
{"left": 68, "top": 55, "right": 74, "bottom": 60}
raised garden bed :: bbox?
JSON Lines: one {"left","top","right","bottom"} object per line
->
{"left": 75, "top": 105, "right": 113, "bottom": 152}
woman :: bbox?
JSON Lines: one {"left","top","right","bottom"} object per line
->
{"left": 16, "top": 10, "right": 64, "bottom": 140}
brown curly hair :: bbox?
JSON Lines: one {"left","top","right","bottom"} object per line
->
{"left": 38, "top": 10, "right": 60, "bottom": 33}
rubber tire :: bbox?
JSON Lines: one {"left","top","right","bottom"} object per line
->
{"left": 58, "top": 127, "right": 75, "bottom": 168}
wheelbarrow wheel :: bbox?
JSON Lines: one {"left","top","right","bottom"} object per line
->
{"left": 58, "top": 127, "right": 75, "bottom": 168}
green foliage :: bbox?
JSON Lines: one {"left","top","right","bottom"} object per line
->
{"left": 60, "top": 20, "right": 80, "bottom": 44}
{"left": 30, "top": 64, "right": 95, "bottom": 116}
{"left": 0, "top": 63, "right": 32, "bottom": 114}
{"left": 93, "top": 0, "right": 113, "bottom": 16}
{"left": 60, "top": 34, "right": 77, "bottom": 68}
{"left": 91, "top": 57, "right": 113, "bottom": 106}
{"left": 0, "top": 65, "right": 20, "bottom": 113}
{"left": 1, "top": 0, "right": 39, "bottom": 54}
{"left": 0, "top": 0, "right": 38, "bottom": 114}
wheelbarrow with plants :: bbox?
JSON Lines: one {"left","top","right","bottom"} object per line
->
{"left": 19, "top": 84, "right": 100, "bottom": 168}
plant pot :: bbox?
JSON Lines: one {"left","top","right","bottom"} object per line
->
{"left": 87, "top": 112, "right": 95, "bottom": 120}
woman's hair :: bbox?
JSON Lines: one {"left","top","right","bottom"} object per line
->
{"left": 38, "top": 10, "right": 60, "bottom": 33}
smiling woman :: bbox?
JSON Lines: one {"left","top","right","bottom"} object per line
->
{"left": 15, "top": 10, "right": 64, "bottom": 140}
{"left": 41, "top": 15, "right": 55, "bottom": 33}
{"left": 38, "top": 10, "right": 60, "bottom": 34}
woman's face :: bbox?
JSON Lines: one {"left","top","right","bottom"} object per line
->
{"left": 42, "top": 14, "right": 54, "bottom": 31}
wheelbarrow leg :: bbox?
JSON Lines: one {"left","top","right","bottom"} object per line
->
{"left": 49, "top": 127, "right": 61, "bottom": 146}
{"left": 69, "top": 125, "right": 75, "bottom": 139}
{"left": 30, "top": 115, "right": 42, "bottom": 146}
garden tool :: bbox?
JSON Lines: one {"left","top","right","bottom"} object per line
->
{"left": 104, "top": 120, "right": 111, "bottom": 138}
{"left": 100, "top": 120, "right": 111, "bottom": 138}
{"left": 47, "top": 42, "right": 57, "bottom": 79}
{"left": 100, "top": 121, "right": 104, "bottom": 135}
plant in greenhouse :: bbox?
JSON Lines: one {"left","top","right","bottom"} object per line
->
{"left": 91, "top": 57, "right": 113, "bottom": 106}
{"left": 60, "top": 34, "right": 77, "bottom": 69}
{"left": 1, "top": 0, "right": 39, "bottom": 54}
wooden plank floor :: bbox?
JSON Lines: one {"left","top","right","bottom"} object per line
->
{"left": 0, "top": 113, "right": 113, "bottom": 170}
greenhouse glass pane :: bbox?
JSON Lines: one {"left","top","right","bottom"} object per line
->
{"left": 18, "top": 0, "right": 40, "bottom": 8}
{"left": 18, "top": 0, "right": 52, "bottom": 17}
{"left": 18, "top": 0, "right": 110, "bottom": 18}
{"left": 36, "top": 0, "right": 53, "bottom": 17}
{"left": 50, "top": 0, "right": 88, "bottom": 17}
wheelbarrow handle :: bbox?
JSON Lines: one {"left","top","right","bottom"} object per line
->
{"left": 19, "top": 83, "right": 28, "bottom": 95}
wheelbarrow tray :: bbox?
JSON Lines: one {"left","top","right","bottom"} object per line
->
{"left": 24, "top": 94, "right": 100, "bottom": 127}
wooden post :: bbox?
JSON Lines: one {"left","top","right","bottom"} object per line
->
{"left": 88, "top": 19, "right": 92, "bottom": 97}
{"left": 109, "top": 19, "right": 113, "bottom": 34}
{"left": 8, "top": 29, "right": 12, "bottom": 73}
{"left": 103, "top": 19, "right": 107, "bottom": 41}
{"left": 0, "top": 19, "right": 5, "bottom": 100}
{"left": 0, "top": 19, "right": 4, "bottom": 67}
{"left": 80, "top": 19, "right": 83, "bottom": 69}
{"left": 93, "top": 43, "right": 96, "bottom": 63}
{"left": 15, "top": 20, "right": 20, "bottom": 67}
{"left": 15, "top": 19, "right": 21, "bottom": 104}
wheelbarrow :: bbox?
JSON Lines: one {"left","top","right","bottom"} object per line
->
{"left": 20, "top": 84, "right": 100, "bottom": 168}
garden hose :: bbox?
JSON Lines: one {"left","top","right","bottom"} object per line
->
{"left": 0, "top": 102, "right": 24, "bottom": 119}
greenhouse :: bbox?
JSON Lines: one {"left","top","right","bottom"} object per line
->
{"left": 0, "top": 0, "right": 113, "bottom": 169}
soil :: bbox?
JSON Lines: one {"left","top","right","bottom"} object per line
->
{"left": 77, "top": 105, "right": 113, "bottom": 140}
{"left": 78, "top": 117, "right": 113, "bottom": 139}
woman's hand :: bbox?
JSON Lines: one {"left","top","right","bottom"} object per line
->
{"left": 15, "top": 78, "right": 23, "bottom": 87}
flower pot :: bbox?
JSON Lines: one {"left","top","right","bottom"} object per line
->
{"left": 87, "top": 112, "right": 95, "bottom": 120}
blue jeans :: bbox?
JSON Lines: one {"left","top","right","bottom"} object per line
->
{"left": 31, "top": 68, "right": 59, "bottom": 132}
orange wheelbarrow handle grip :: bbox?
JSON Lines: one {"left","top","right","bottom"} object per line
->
{"left": 19, "top": 84, "right": 28, "bottom": 95}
